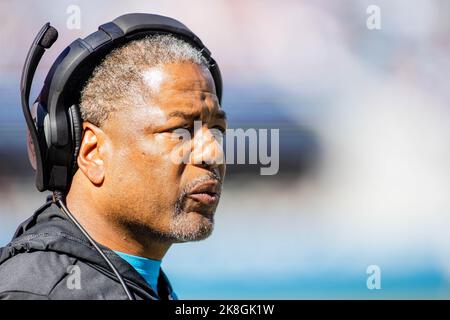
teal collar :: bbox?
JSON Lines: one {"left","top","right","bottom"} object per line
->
{"left": 114, "top": 251, "right": 162, "bottom": 293}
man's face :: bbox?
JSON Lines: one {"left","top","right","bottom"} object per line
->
{"left": 99, "top": 62, "right": 227, "bottom": 243}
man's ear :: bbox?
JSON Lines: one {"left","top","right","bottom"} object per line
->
{"left": 77, "top": 122, "right": 108, "bottom": 185}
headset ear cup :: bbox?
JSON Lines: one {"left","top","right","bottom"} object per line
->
{"left": 68, "top": 104, "right": 83, "bottom": 176}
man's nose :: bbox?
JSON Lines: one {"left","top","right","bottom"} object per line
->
{"left": 190, "top": 125, "right": 224, "bottom": 168}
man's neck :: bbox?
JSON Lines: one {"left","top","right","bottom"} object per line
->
{"left": 65, "top": 186, "right": 171, "bottom": 260}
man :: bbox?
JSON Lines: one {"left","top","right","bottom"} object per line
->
{"left": 0, "top": 24, "right": 226, "bottom": 299}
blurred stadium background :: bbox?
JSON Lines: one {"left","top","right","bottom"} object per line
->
{"left": 1, "top": 0, "right": 450, "bottom": 299}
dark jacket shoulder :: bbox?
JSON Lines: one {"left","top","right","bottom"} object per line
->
{"left": 0, "top": 200, "right": 177, "bottom": 300}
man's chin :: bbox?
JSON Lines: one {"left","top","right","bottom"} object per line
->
{"left": 170, "top": 210, "right": 215, "bottom": 243}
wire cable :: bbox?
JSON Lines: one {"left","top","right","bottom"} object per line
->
{"left": 53, "top": 191, "right": 134, "bottom": 300}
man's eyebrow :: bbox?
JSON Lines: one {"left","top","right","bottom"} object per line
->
{"left": 168, "top": 109, "right": 227, "bottom": 120}
{"left": 168, "top": 111, "right": 196, "bottom": 120}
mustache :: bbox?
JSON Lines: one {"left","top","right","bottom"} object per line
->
{"left": 183, "top": 172, "right": 222, "bottom": 197}
{"left": 174, "top": 170, "right": 223, "bottom": 216}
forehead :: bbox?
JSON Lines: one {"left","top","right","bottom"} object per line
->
{"left": 150, "top": 62, "right": 218, "bottom": 110}
{"left": 158, "top": 62, "right": 216, "bottom": 94}
{"left": 103, "top": 62, "right": 220, "bottom": 132}
{"left": 144, "top": 62, "right": 219, "bottom": 119}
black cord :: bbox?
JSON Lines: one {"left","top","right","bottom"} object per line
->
{"left": 53, "top": 191, "right": 134, "bottom": 300}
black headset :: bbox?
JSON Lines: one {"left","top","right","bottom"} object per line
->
{"left": 22, "top": 13, "right": 223, "bottom": 193}
{"left": 21, "top": 13, "right": 223, "bottom": 300}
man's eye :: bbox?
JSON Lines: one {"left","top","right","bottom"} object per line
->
{"left": 169, "top": 128, "right": 190, "bottom": 141}
{"left": 168, "top": 125, "right": 194, "bottom": 140}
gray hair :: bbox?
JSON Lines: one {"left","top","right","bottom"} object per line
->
{"left": 79, "top": 34, "right": 209, "bottom": 127}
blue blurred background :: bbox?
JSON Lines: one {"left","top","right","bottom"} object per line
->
{"left": 1, "top": 0, "right": 450, "bottom": 299}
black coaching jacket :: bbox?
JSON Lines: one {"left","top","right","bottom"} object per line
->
{"left": 0, "top": 199, "right": 177, "bottom": 300}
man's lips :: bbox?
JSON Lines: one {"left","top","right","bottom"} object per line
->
{"left": 187, "top": 180, "right": 221, "bottom": 206}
